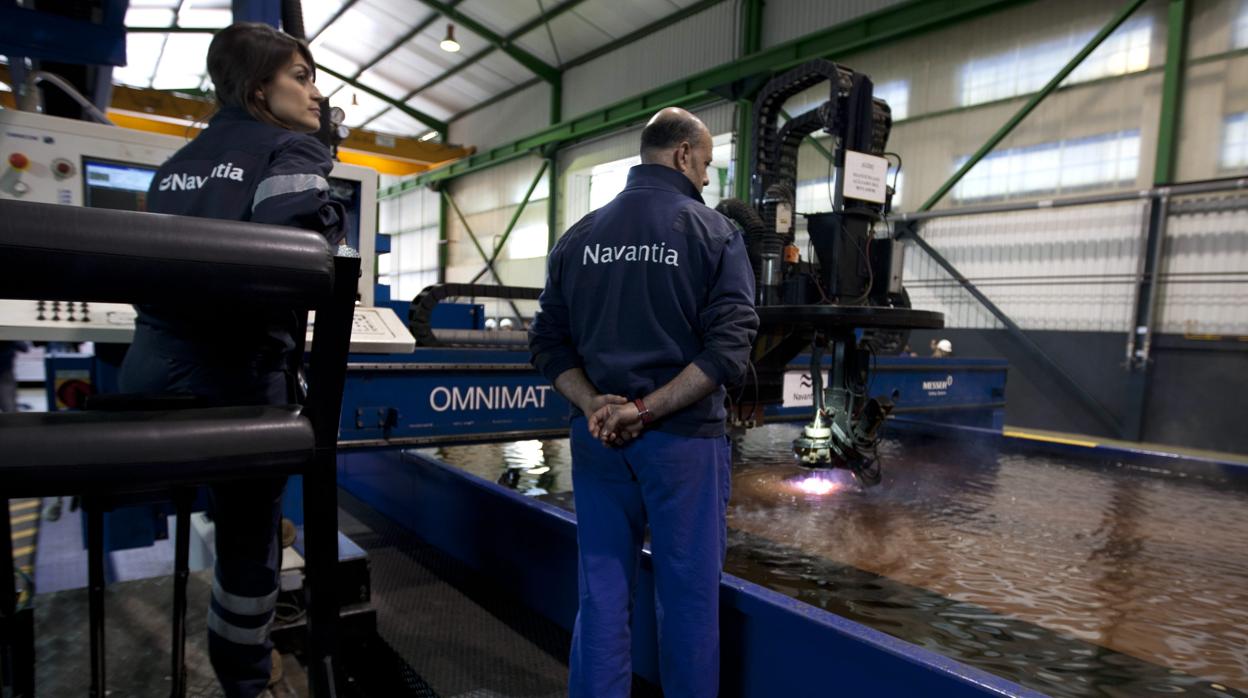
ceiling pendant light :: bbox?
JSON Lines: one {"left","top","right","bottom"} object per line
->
{"left": 440, "top": 23, "right": 461, "bottom": 53}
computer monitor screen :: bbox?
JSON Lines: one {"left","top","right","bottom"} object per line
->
{"left": 327, "top": 176, "right": 362, "bottom": 250}
{"left": 82, "top": 158, "right": 159, "bottom": 212}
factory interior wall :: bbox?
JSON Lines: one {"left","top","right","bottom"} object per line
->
{"left": 448, "top": 81, "right": 553, "bottom": 153}
{"left": 560, "top": 1, "right": 738, "bottom": 118}
{"left": 377, "top": 0, "right": 1248, "bottom": 444}
{"left": 443, "top": 155, "right": 551, "bottom": 317}
{"left": 909, "top": 327, "right": 1248, "bottom": 454}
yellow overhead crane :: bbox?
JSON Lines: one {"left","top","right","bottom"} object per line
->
{"left": 0, "top": 65, "right": 473, "bottom": 176}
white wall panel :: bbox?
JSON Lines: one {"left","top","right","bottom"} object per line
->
{"left": 902, "top": 202, "right": 1146, "bottom": 331}
{"left": 445, "top": 155, "right": 550, "bottom": 292}
{"left": 449, "top": 82, "right": 552, "bottom": 151}
{"left": 1156, "top": 199, "right": 1248, "bottom": 335}
{"left": 761, "top": 0, "right": 905, "bottom": 49}
{"left": 561, "top": 1, "right": 735, "bottom": 117}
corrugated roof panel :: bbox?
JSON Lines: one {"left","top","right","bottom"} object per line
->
{"left": 178, "top": 7, "right": 232, "bottom": 28}
{"left": 127, "top": 0, "right": 179, "bottom": 9}
{"left": 457, "top": 0, "right": 542, "bottom": 38}
{"left": 512, "top": 10, "right": 610, "bottom": 66}
{"left": 312, "top": 71, "right": 346, "bottom": 99}
{"left": 363, "top": 46, "right": 443, "bottom": 95}
{"left": 366, "top": 0, "right": 435, "bottom": 26}
{"left": 389, "top": 30, "right": 466, "bottom": 81}
{"left": 178, "top": 0, "right": 231, "bottom": 27}
{"left": 365, "top": 109, "right": 429, "bottom": 137}
{"left": 152, "top": 33, "right": 215, "bottom": 90}
{"left": 113, "top": 32, "right": 166, "bottom": 87}
{"left": 473, "top": 50, "right": 532, "bottom": 86}
{"left": 303, "top": 0, "right": 350, "bottom": 37}
{"left": 124, "top": 8, "right": 173, "bottom": 27}
{"left": 314, "top": 0, "right": 410, "bottom": 67}
{"left": 340, "top": 90, "right": 391, "bottom": 127}
{"left": 405, "top": 93, "right": 456, "bottom": 122}
{"left": 572, "top": 0, "right": 673, "bottom": 40}
{"left": 355, "top": 69, "right": 408, "bottom": 99}
{"left": 308, "top": 43, "right": 361, "bottom": 77}
{"left": 422, "top": 72, "right": 499, "bottom": 113}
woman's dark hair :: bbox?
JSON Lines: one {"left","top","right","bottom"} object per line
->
{"left": 207, "top": 22, "right": 315, "bottom": 127}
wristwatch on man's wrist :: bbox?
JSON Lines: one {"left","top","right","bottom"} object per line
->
{"left": 634, "top": 398, "right": 655, "bottom": 425}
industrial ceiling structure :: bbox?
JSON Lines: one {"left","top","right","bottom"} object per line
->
{"left": 116, "top": 0, "right": 717, "bottom": 140}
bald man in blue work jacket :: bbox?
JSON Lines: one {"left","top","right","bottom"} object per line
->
{"left": 529, "top": 107, "right": 759, "bottom": 698}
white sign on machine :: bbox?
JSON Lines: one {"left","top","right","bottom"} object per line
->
{"left": 782, "top": 371, "right": 816, "bottom": 408}
{"left": 842, "top": 150, "right": 890, "bottom": 204}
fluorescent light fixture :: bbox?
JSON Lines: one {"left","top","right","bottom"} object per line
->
{"left": 419, "top": 130, "right": 438, "bottom": 142}
{"left": 439, "top": 24, "right": 460, "bottom": 52}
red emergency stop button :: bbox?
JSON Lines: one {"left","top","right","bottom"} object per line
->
{"left": 9, "top": 153, "right": 29, "bottom": 170}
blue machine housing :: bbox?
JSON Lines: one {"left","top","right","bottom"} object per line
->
{"left": 337, "top": 348, "right": 1007, "bottom": 447}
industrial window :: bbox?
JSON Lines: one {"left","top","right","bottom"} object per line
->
{"left": 785, "top": 79, "right": 909, "bottom": 121}
{"left": 958, "top": 18, "right": 1152, "bottom": 106}
{"left": 873, "top": 80, "right": 909, "bottom": 121}
{"left": 378, "top": 186, "right": 440, "bottom": 302}
{"left": 581, "top": 134, "right": 734, "bottom": 216}
{"left": 1236, "top": 0, "right": 1248, "bottom": 49}
{"left": 1223, "top": 113, "right": 1248, "bottom": 169}
{"left": 953, "top": 130, "right": 1140, "bottom": 202}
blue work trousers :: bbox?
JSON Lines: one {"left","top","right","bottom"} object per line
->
{"left": 120, "top": 325, "right": 287, "bottom": 698}
{"left": 568, "top": 418, "right": 732, "bottom": 698}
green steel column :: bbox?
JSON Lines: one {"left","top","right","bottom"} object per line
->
{"left": 547, "top": 156, "right": 559, "bottom": 251}
{"left": 917, "top": 0, "right": 1145, "bottom": 212}
{"left": 1153, "top": 0, "right": 1188, "bottom": 185}
{"left": 469, "top": 159, "right": 551, "bottom": 283}
{"left": 740, "top": 0, "right": 763, "bottom": 56}
{"left": 732, "top": 0, "right": 762, "bottom": 202}
{"left": 437, "top": 186, "right": 448, "bottom": 284}
{"left": 551, "top": 74, "right": 563, "bottom": 125}
{"left": 734, "top": 99, "right": 753, "bottom": 202}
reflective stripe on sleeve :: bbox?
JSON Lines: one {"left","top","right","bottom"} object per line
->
{"left": 252, "top": 173, "right": 328, "bottom": 211}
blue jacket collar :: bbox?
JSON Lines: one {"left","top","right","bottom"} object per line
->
{"left": 210, "top": 106, "right": 258, "bottom": 124}
{"left": 625, "top": 164, "right": 704, "bottom": 204}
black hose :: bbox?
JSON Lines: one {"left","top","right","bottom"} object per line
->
{"left": 282, "top": 0, "right": 306, "bottom": 39}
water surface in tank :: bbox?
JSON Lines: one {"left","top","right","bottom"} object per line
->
{"left": 417, "top": 423, "right": 1248, "bottom": 697}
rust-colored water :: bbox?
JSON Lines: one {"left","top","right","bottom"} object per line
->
{"left": 420, "top": 424, "right": 1248, "bottom": 697}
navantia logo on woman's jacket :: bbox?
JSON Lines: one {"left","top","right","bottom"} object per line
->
{"left": 139, "top": 106, "right": 345, "bottom": 359}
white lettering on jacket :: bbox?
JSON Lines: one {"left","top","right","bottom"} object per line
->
{"left": 582, "top": 242, "right": 679, "bottom": 267}
{"left": 158, "top": 162, "right": 246, "bottom": 192}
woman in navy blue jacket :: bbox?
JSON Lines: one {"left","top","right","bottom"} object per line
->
{"left": 119, "top": 22, "right": 343, "bottom": 698}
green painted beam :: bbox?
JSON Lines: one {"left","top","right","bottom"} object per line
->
{"left": 1153, "top": 0, "right": 1188, "bottom": 185}
{"left": 316, "top": 63, "right": 447, "bottom": 134}
{"left": 380, "top": 0, "right": 1032, "bottom": 199}
{"left": 469, "top": 159, "right": 550, "bottom": 283}
{"left": 412, "top": 0, "right": 559, "bottom": 83}
{"left": 917, "top": 0, "right": 1145, "bottom": 212}
{"left": 741, "top": 0, "right": 764, "bottom": 56}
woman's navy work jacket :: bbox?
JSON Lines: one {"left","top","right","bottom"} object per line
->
{"left": 136, "top": 106, "right": 345, "bottom": 363}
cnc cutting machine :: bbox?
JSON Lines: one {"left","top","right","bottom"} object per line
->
{"left": 713, "top": 59, "right": 944, "bottom": 484}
